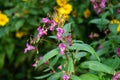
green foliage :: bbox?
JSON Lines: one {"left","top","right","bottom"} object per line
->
{"left": 81, "top": 61, "right": 114, "bottom": 74}
{"left": 79, "top": 73, "right": 99, "bottom": 80}
{"left": 1, "top": 0, "right": 120, "bottom": 80}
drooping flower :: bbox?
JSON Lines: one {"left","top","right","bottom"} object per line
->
{"left": 32, "top": 63, "right": 38, "bottom": 67}
{"left": 64, "top": 34, "right": 72, "bottom": 46}
{"left": 58, "top": 65, "right": 62, "bottom": 70}
{"left": 90, "top": 0, "right": 107, "bottom": 14}
{"left": 117, "top": 8, "right": 120, "bottom": 14}
{"left": 58, "top": 43, "right": 66, "bottom": 55}
{"left": 116, "top": 48, "right": 120, "bottom": 56}
{"left": 56, "top": 28, "right": 64, "bottom": 40}
{"left": 97, "top": 44, "right": 103, "bottom": 50}
{"left": 88, "top": 33, "right": 99, "bottom": 39}
{"left": 97, "top": 8, "right": 102, "bottom": 14}
{"left": 0, "top": 12, "right": 9, "bottom": 26}
{"left": 49, "top": 20, "right": 57, "bottom": 31}
{"left": 112, "top": 72, "right": 120, "bottom": 80}
{"left": 41, "top": 17, "right": 50, "bottom": 23}
{"left": 24, "top": 43, "right": 36, "bottom": 53}
{"left": 62, "top": 74, "right": 70, "bottom": 80}
{"left": 100, "top": 2, "right": 106, "bottom": 8}
{"left": 37, "top": 27, "right": 47, "bottom": 38}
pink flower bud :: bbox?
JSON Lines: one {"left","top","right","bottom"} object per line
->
{"left": 24, "top": 43, "right": 36, "bottom": 53}
{"left": 58, "top": 43, "right": 66, "bottom": 55}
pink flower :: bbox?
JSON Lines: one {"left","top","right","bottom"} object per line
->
{"left": 58, "top": 65, "right": 62, "bottom": 70}
{"left": 100, "top": 2, "right": 106, "bottom": 8}
{"left": 88, "top": 33, "right": 94, "bottom": 39}
{"left": 97, "top": 8, "right": 102, "bottom": 14}
{"left": 37, "top": 27, "right": 47, "bottom": 38}
{"left": 117, "top": 8, "right": 120, "bottom": 14}
{"left": 97, "top": 44, "right": 103, "bottom": 50}
{"left": 41, "top": 17, "right": 50, "bottom": 23}
{"left": 93, "top": 2, "right": 98, "bottom": 10}
{"left": 24, "top": 43, "right": 36, "bottom": 53}
{"left": 56, "top": 28, "right": 64, "bottom": 40}
{"left": 58, "top": 43, "right": 66, "bottom": 55}
{"left": 64, "top": 34, "right": 72, "bottom": 46}
{"left": 62, "top": 74, "right": 70, "bottom": 80}
{"left": 112, "top": 72, "right": 120, "bottom": 80}
{"left": 90, "top": 0, "right": 98, "bottom": 10}
{"left": 116, "top": 48, "right": 120, "bottom": 56}
{"left": 49, "top": 20, "right": 57, "bottom": 31}
{"left": 32, "top": 63, "right": 37, "bottom": 67}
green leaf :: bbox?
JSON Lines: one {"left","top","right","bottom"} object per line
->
{"left": 89, "top": 18, "right": 109, "bottom": 25}
{"left": 63, "top": 23, "right": 71, "bottom": 36}
{"left": 67, "top": 57, "right": 74, "bottom": 73}
{"left": 68, "top": 43, "right": 100, "bottom": 61}
{"left": 71, "top": 75, "right": 82, "bottom": 80}
{"left": 37, "top": 48, "right": 59, "bottom": 67}
{"left": 75, "top": 52, "right": 87, "bottom": 61}
{"left": 47, "top": 72, "right": 62, "bottom": 80}
{"left": 0, "top": 27, "right": 9, "bottom": 38}
{"left": 103, "top": 57, "right": 120, "bottom": 69}
{"left": 81, "top": 61, "right": 114, "bottom": 74}
{"left": 34, "top": 73, "right": 52, "bottom": 79}
{"left": 51, "top": 54, "right": 60, "bottom": 66}
{"left": 79, "top": 73, "right": 99, "bottom": 80}
{"left": 15, "top": 20, "right": 25, "bottom": 31}
{"left": 72, "top": 40, "right": 84, "bottom": 43}
{"left": 0, "top": 53, "right": 5, "bottom": 69}
{"left": 109, "top": 24, "right": 118, "bottom": 34}
{"left": 5, "top": 42, "right": 15, "bottom": 60}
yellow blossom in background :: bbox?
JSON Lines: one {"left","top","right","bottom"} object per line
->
{"left": 62, "top": 4, "right": 72, "bottom": 14}
{"left": 56, "top": 4, "right": 72, "bottom": 15}
{"left": 16, "top": 31, "right": 27, "bottom": 38}
{"left": 0, "top": 12, "right": 9, "bottom": 26}
{"left": 56, "top": 0, "right": 68, "bottom": 6}
{"left": 110, "top": 19, "right": 119, "bottom": 24}
{"left": 110, "top": 19, "right": 120, "bottom": 33}
{"left": 23, "top": 10, "right": 29, "bottom": 14}
{"left": 53, "top": 13, "right": 68, "bottom": 24}
{"left": 84, "top": 9, "right": 91, "bottom": 18}
{"left": 117, "top": 24, "right": 120, "bottom": 32}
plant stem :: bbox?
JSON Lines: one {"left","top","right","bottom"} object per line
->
{"left": 48, "top": 61, "right": 56, "bottom": 73}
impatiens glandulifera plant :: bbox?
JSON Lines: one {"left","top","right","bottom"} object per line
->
{"left": 24, "top": 12, "right": 117, "bottom": 80}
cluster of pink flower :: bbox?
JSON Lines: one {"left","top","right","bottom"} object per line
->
{"left": 112, "top": 72, "right": 120, "bottom": 80}
{"left": 90, "top": 0, "right": 107, "bottom": 14}
{"left": 24, "top": 17, "right": 72, "bottom": 80}
{"left": 116, "top": 48, "right": 120, "bottom": 57}
{"left": 24, "top": 17, "right": 57, "bottom": 54}
{"left": 24, "top": 17, "right": 72, "bottom": 55}
{"left": 58, "top": 65, "right": 70, "bottom": 80}
{"left": 88, "top": 32, "right": 99, "bottom": 39}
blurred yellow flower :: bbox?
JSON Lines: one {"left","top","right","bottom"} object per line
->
{"left": 110, "top": 19, "right": 120, "bottom": 32}
{"left": 56, "top": 4, "right": 72, "bottom": 15}
{"left": 53, "top": 13, "right": 68, "bottom": 24}
{"left": 16, "top": 31, "right": 27, "bottom": 38}
{"left": 84, "top": 9, "right": 91, "bottom": 18}
{"left": 117, "top": 24, "right": 120, "bottom": 32}
{"left": 0, "top": 12, "right": 9, "bottom": 26}
{"left": 56, "top": 0, "right": 68, "bottom": 6}
{"left": 110, "top": 19, "right": 119, "bottom": 24}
